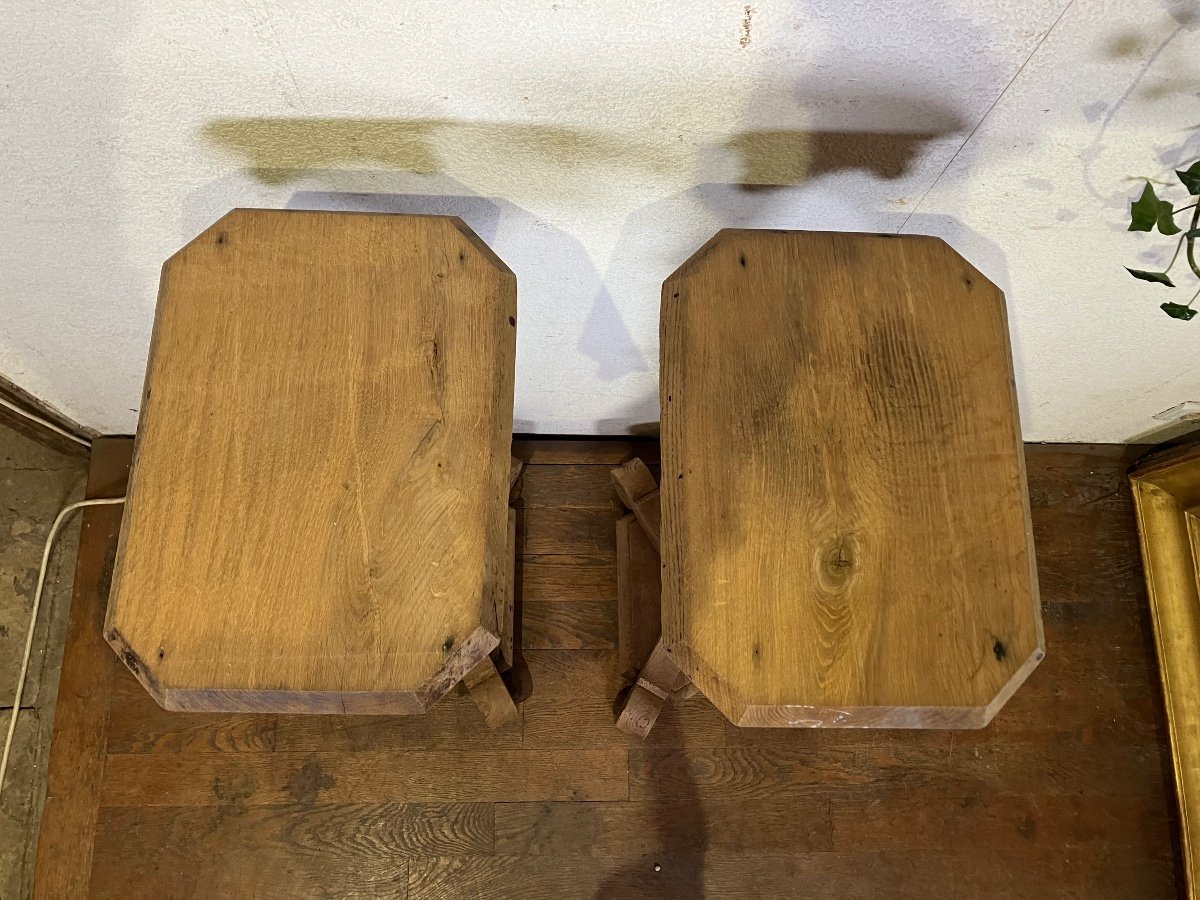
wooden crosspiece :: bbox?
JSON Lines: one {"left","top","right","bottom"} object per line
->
{"left": 611, "top": 457, "right": 661, "bottom": 552}
{"left": 612, "top": 460, "right": 697, "bottom": 739}
{"left": 463, "top": 655, "right": 519, "bottom": 729}
{"left": 615, "top": 640, "right": 688, "bottom": 739}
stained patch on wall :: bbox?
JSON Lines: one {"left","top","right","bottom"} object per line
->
{"left": 1140, "top": 77, "right": 1200, "bottom": 101}
{"left": 740, "top": 5, "right": 754, "bottom": 48}
{"left": 1104, "top": 29, "right": 1146, "bottom": 59}
{"left": 1165, "top": 0, "right": 1199, "bottom": 26}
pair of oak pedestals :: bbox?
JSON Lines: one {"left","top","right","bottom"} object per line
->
{"left": 104, "top": 209, "right": 1042, "bottom": 738}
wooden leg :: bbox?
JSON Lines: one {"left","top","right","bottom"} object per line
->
{"left": 616, "top": 683, "right": 667, "bottom": 739}
{"left": 496, "top": 509, "right": 516, "bottom": 673}
{"left": 613, "top": 462, "right": 701, "bottom": 737}
{"left": 465, "top": 656, "right": 519, "bottom": 729}
{"left": 672, "top": 681, "right": 700, "bottom": 702}
{"left": 611, "top": 458, "right": 661, "bottom": 552}
{"left": 616, "top": 639, "right": 690, "bottom": 739}
{"left": 616, "top": 514, "right": 662, "bottom": 680}
{"left": 508, "top": 456, "right": 523, "bottom": 502}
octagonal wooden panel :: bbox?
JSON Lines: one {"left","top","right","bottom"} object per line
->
{"left": 106, "top": 209, "right": 516, "bottom": 714}
{"left": 659, "top": 230, "right": 1042, "bottom": 728}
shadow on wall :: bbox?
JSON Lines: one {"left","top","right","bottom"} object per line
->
{"left": 271, "top": 176, "right": 652, "bottom": 392}
{"left": 1081, "top": 8, "right": 1200, "bottom": 213}
{"left": 202, "top": 118, "right": 676, "bottom": 184}
{"left": 596, "top": 201, "right": 1027, "bottom": 430}
{"left": 712, "top": 89, "right": 966, "bottom": 187}
{"left": 723, "top": 128, "right": 961, "bottom": 186}
{"left": 202, "top": 105, "right": 965, "bottom": 191}
{"left": 198, "top": 83, "right": 969, "bottom": 431}
{"left": 899, "top": 212, "right": 1030, "bottom": 422}
{"left": 592, "top": 387, "right": 661, "bottom": 437}
{"left": 285, "top": 188, "right": 504, "bottom": 243}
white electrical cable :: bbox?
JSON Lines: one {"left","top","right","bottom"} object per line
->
{"left": 0, "top": 497, "right": 125, "bottom": 800}
{"left": 0, "top": 398, "right": 111, "bottom": 799}
{"left": 0, "top": 396, "right": 91, "bottom": 449}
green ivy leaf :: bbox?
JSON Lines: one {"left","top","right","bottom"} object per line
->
{"left": 1129, "top": 183, "right": 1160, "bottom": 231}
{"left": 1127, "top": 267, "right": 1176, "bottom": 286}
{"left": 1129, "top": 182, "right": 1182, "bottom": 234}
{"left": 1177, "top": 161, "right": 1200, "bottom": 195}
{"left": 1159, "top": 206, "right": 1182, "bottom": 235}
{"left": 1161, "top": 302, "right": 1197, "bottom": 320}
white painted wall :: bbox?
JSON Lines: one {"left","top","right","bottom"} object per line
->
{"left": 2, "top": 0, "right": 1198, "bottom": 441}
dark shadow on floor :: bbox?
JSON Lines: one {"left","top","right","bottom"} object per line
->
{"left": 593, "top": 712, "right": 708, "bottom": 899}
{"left": 506, "top": 496, "right": 533, "bottom": 703}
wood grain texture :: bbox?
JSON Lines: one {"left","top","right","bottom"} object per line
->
{"left": 660, "top": 230, "right": 1042, "bottom": 728}
{"left": 1130, "top": 440, "right": 1200, "bottom": 899}
{"left": 672, "top": 680, "right": 700, "bottom": 703}
{"left": 497, "top": 510, "right": 517, "bottom": 671}
{"left": 494, "top": 797, "right": 834, "bottom": 855}
{"left": 519, "top": 650, "right": 726, "bottom": 750}
{"left": 106, "top": 210, "right": 517, "bottom": 714}
{"left": 406, "top": 849, "right": 1174, "bottom": 900}
{"left": 616, "top": 515, "right": 662, "bottom": 678}
{"left": 521, "top": 507, "right": 617, "bottom": 556}
{"left": 827, "top": 790, "right": 1172, "bottom": 852}
{"left": 35, "top": 440, "right": 1181, "bottom": 898}
{"left": 511, "top": 439, "right": 659, "bottom": 467}
{"left": 610, "top": 458, "right": 661, "bottom": 551}
{"left": 32, "top": 438, "right": 131, "bottom": 899}
{"left": 520, "top": 464, "right": 622, "bottom": 510}
{"left": 613, "top": 685, "right": 666, "bottom": 740}
{"left": 464, "top": 657, "right": 519, "bottom": 730}
{"left": 520, "top": 600, "right": 617, "bottom": 650}
{"left": 508, "top": 456, "right": 522, "bottom": 496}
{"left": 0, "top": 371, "right": 93, "bottom": 457}
{"left": 272, "top": 696, "right": 524, "bottom": 752}
{"left": 615, "top": 641, "right": 690, "bottom": 740}
{"left": 105, "top": 674, "right": 277, "bottom": 754}
{"left": 519, "top": 554, "right": 617, "bottom": 601}
{"left": 613, "top": 467, "right": 696, "bottom": 738}
{"left": 1026, "top": 443, "right": 1148, "bottom": 605}
{"left": 90, "top": 803, "right": 492, "bottom": 900}
{"left": 100, "top": 749, "right": 627, "bottom": 807}
{"left": 629, "top": 738, "right": 1171, "bottom": 802}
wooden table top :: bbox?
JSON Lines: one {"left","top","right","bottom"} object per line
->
{"left": 659, "top": 229, "right": 1042, "bottom": 728}
{"left": 105, "top": 209, "right": 517, "bottom": 714}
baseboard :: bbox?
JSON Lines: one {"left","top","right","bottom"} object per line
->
{"left": 0, "top": 374, "right": 95, "bottom": 457}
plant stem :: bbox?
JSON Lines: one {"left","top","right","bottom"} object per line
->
{"left": 1164, "top": 229, "right": 1188, "bottom": 272}
{"left": 1174, "top": 201, "right": 1199, "bottom": 215}
{"left": 1188, "top": 202, "right": 1200, "bottom": 280}
{"left": 1187, "top": 283, "right": 1200, "bottom": 309}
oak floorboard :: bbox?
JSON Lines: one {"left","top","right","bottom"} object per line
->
{"left": 33, "top": 440, "right": 1182, "bottom": 898}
